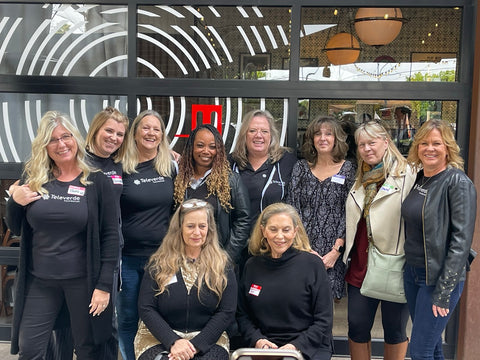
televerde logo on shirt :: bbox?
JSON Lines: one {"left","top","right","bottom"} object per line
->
{"left": 48, "top": 194, "right": 81, "bottom": 203}
{"left": 133, "top": 176, "right": 165, "bottom": 185}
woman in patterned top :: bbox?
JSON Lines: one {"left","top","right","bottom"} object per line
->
{"left": 287, "top": 115, "right": 355, "bottom": 299}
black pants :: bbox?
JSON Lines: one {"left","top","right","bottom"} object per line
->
{"left": 18, "top": 275, "right": 102, "bottom": 360}
{"left": 347, "top": 284, "right": 409, "bottom": 344}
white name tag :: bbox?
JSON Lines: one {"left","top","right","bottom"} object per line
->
{"left": 68, "top": 185, "right": 85, "bottom": 196}
{"left": 249, "top": 284, "right": 262, "bottom": 296}
{"left": 168, "top": 275, "right": 177, "bottom": 285}
{"left": 111, "top": 175, "right": 123, "bottom": 185}
{"left": 331, "top": 174, "right": 346, "bottom": 185}
{"left": 381, "top": 184, "right": 395, "bottom": 193}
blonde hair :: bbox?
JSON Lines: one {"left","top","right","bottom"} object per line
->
{"left": 85, "top": 106, "right": 129, "bottom": 162}
{"left": 249, "top": 203, "right": 311, "bottom": 256}
{"left": 122, "top": 110, "right": 173, "bottom": 176}
{"left": 407, "top": 119, "right": 464, "bottom": 171}
{"left": 302, "top": 116, "right": 348, "bottom": 165}
{"left": 231, "top": 109, "right": 289, "bottom": 169}
{"left": 146, "top": 199, "right": 230, "bottom": 299}
{"left": 24, "top": 111, "right": 92, "bottom": 194}
{"left": 353, "top": 121, "right": 407, "bottom": 189}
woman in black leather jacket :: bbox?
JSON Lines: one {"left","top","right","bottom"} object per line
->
{"left": 402, "top": 119, "right": 477, "bottom": 360}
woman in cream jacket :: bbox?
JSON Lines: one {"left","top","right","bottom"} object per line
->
{"left": 343, "top": 121, "right": 415, "bottom": 360}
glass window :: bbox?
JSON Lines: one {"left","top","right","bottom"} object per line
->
{"left": 137, "top": 96, "right": 289, "bottom": 152}
{"left": 300, "top": 7, "right": 461, "bottom": 82}
{"left": 0, "top": 4, "right": 128, "bottom": 77}
{"left": 137, "top": 6, "right": 291, "bottom": 80}
{"left": 0, "top": 94, "right": 127, "bottom": 162}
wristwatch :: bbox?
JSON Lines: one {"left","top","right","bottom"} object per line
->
{"left": 333, "top": 244, "right": 345, "bottom": 253}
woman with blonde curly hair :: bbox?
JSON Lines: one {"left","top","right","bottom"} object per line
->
{"left": 118, "top": 109, "right": 177, "bottom": 360}
{"left": 6, "top": 111, "right": 119, "bottom": 358}
{"left": 402, "top": 119, "right": 476, "bottom": 360}
{"left": 135, "top": 199, "right": 237, "bottom": 360}
{"left": 237, "top": 203, "right": 333, "bottom": 360}
{"left": 174, "top": 124, "right": 250, "bottom": 265}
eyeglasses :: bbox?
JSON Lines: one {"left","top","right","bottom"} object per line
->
{"left": 182, "top": 200, "right": 208, "bottom": 209}
{"left": 48, "top": 133, "right": 73, "bottom": 145}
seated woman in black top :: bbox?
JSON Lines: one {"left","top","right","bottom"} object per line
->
{"left": 237, "top": 203, "right": 333, "bottom": 360}
{"left": 135, "top": 199, "right": 237, "bottom": 360}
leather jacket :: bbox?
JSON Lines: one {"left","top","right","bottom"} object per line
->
{"left": 420, "top": 167, "right": 477, "bottom": 308}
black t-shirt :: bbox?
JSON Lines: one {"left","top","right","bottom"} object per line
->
{"left": 26, "top": 175, "right": 88, "bottom": 279}
{"left": 87, "top": 151, "right": 123, "bottom": 206}
{"left": 121, "top": 159, "right": 175, "bottom": 257}
{"left": 402, "top": 170, "right": 445, "bottom": 267}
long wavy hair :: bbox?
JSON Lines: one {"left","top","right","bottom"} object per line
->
{"left": 174, "top": 124, "right": 232, "bottom": 211}
{"left": 85, "top": 106, "right": 129, "bottom": 162}
{"left": 353, "top": 121, "right": 407, "bottom": 189}
{"left": 122, "top": 109, "right": 173, "bottom": 176}
{"left": 24, "top": 111, "right": 92, "bottom": 194}
{"left": 407, "top": 119, "right": 464, "bottom": 171}
{"left": 302, "top": 116, "right": 348, "bottom": 165}
{"left": 146, "top": 199, "right": 229, "bottom": 299}
{"left": 231, "top": 109, "right": 289, "bottom": 169}
{"left": 249, "top": 203, "right": 311, "bottom": 256}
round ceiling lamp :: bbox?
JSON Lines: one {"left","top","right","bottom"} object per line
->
{"left": 324, "top": 32, "right": 360, "bottom": 65}
{"left": 354, "top": 8, "right": 405, "bottom": 46}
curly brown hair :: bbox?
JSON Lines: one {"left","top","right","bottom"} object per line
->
{"left": 174, "top": 124, "right": 232, "bottom": 211}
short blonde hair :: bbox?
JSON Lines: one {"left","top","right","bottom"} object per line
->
{"left": 407, "top": 119, "right": 464, "bottom": 171}
{"left": 231, "top": 109, "right": 287, "bottom": 169}
{"left": 24, "top": 111, "right": 92, "bottom": 194}
{"left": 85, "top": 106, "right": 129, "bottom": 162}
{"left": 353, "top": 121, "right": 407, "bottom": 189}
{"left": 249, "top": 203, "right": 311, "bottom": 256}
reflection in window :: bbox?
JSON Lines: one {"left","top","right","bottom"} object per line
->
{"left": 300, "top": 7, "right": 461, "bottom": 82}
{"left": 137, "top": 6, "right": 291, "bottom": 80}
{"left": 0, "top": 4, "right": 128, "bottom": 76}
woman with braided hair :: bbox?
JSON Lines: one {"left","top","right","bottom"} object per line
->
{"left": 174, "top": 124, "right": 250, "bottom": 266}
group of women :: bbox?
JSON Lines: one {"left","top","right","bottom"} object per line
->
{"left": 5, "top": 106, "right": 476, "bottom": 360}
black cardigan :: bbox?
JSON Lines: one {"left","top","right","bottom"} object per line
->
{"left": 6, "top": 171, "right": 120, "bottom": 354}
{"left": 138, "top": 266, "right": 237, "bottom": 354}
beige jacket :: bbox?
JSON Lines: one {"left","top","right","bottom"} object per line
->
{"left": 343, "top": 164, "right": 416, "bottom": 262}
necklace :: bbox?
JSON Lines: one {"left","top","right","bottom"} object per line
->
{"left": 420, "top": 175, "right": 433, "bottom": 188}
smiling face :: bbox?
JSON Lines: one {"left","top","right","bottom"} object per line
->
{"left": 357, "top": 134, "right": 388, "bottom": 166}
{"left": 134, "top": 115, "right": 162, "bottom": 155}
{"left": 246, "top": 115, "right": 271, "bottom": 157}
{"left": 261, "top": 212, "right": 298, "bottom": 258}
{"left": 46, "top": 124, "right": 78, "bottom": 167}
{"left": 182, "top": 209, "right": 208, "bottom": 258}
{"left": 94, "top": 118, "right": 126, "bottom": 158}
{"left": 193, "top": 128, "right": 217, "bottom": 171}
{"left": 418, "top": 128, "right": 448, "bottom": 175}
{"left": 313, "top": 124, "right": 335, "bottom": 155}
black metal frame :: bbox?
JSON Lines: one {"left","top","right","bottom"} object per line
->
{"left": 0, "top": 1, "right": 476, "bottom": 357}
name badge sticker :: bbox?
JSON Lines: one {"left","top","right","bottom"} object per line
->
{"left": 381, "top": 184, "right": 395, "bottom": 193}
{"left": 68, "top": 185, "right": 85, "bottom": 196}
{"left": 249, "top": 284, "right": 262, "bottom": 296}
{"left": 111, "top": 175, "right": 123, "bottom": 185}
{"left": 331, "top": 174, "right": 346, "bottom": 185}
{"left": 168, "top": 275, "right": 177, "bottom": 285}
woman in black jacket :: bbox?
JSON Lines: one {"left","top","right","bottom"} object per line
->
{"left": 402, "top": 119, "right": 477, "bottom": 360}
{"left": 6, "top": 111, "right": 119, "bottom": 359}
{"left": 135, "top": 198, "right": 237, "bottom": 360}
{"left": 174, "top": 124, "right": 250, "bottom": 265}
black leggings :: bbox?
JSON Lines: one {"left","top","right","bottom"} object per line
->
{"left": 347, "top": 284, "right": 409, "bottom": 344}
{"left": 138, "top": 344, "right": 229, "bottom": 360}
{"left": 18, "top": 275, "right": 102, "bottom": 360}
